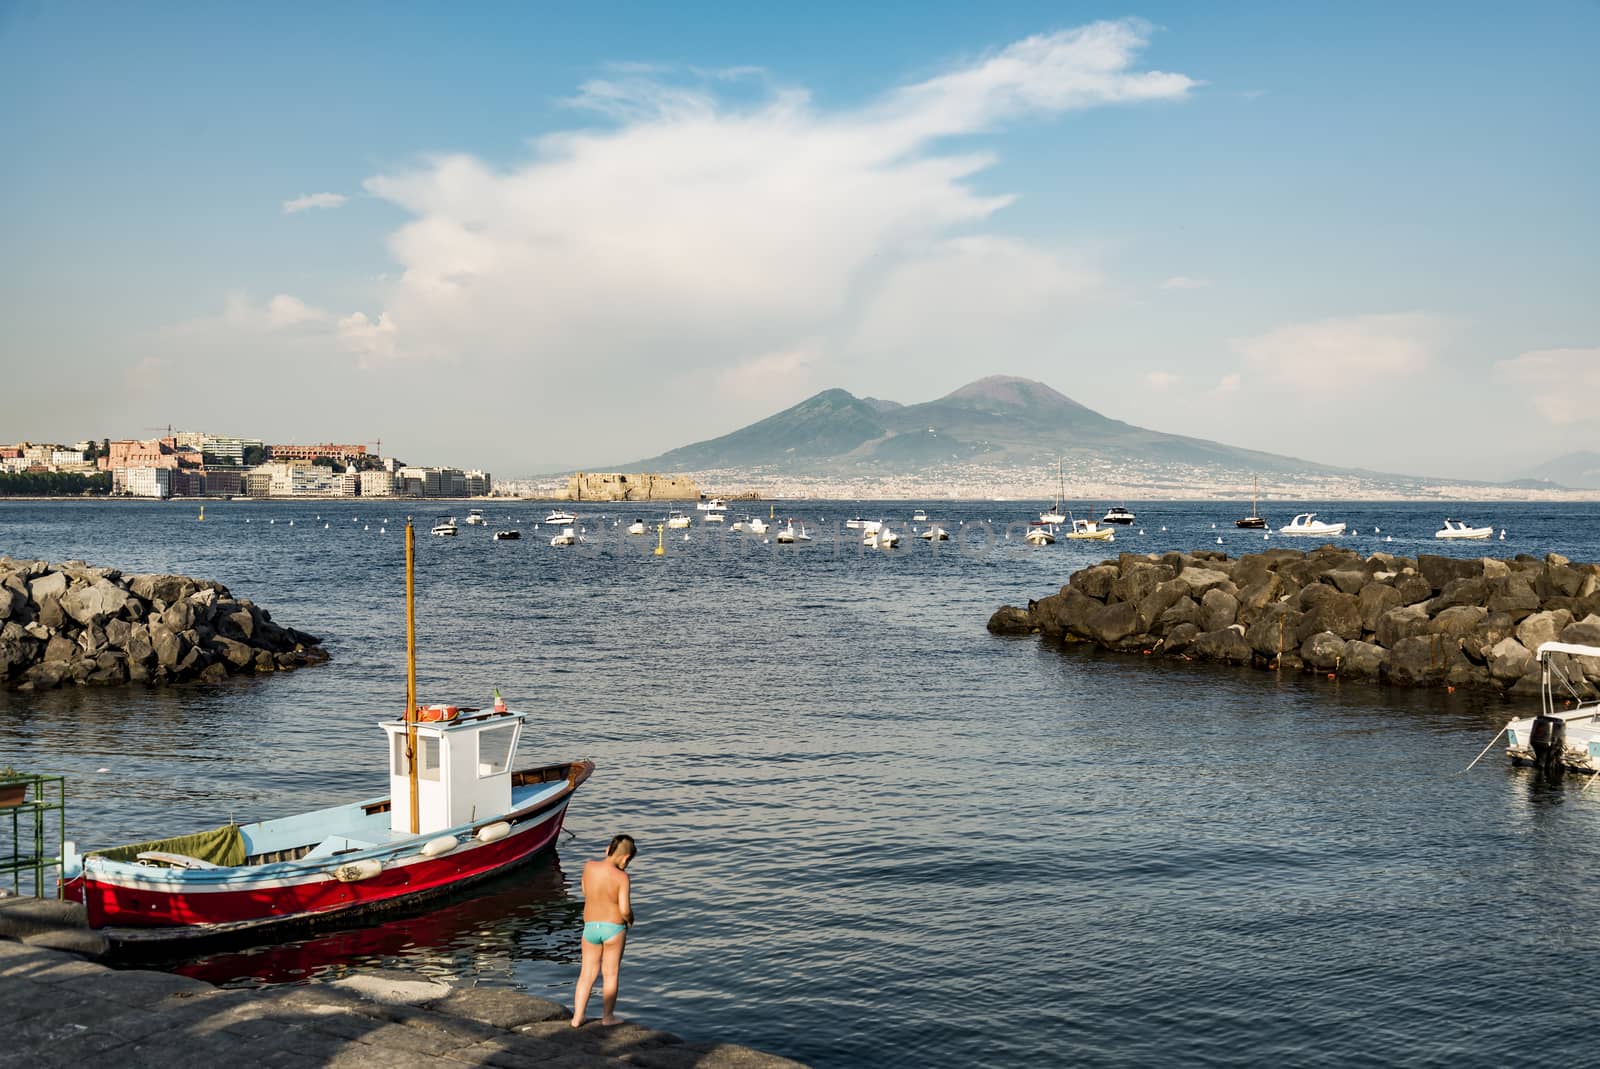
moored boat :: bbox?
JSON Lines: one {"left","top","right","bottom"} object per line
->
{"left": 60, "top": 521, "right": 592, "bottom": 947}
{"left": 1498, "top": 642, "right": 1600, "bottom": 775}
{"left": 492, "top": 529, "right": 521, "bottom": 540}
{"left": 666, "top": 511, "right": 691, "bottom": 530}
{"left": 1025, "top": 524, "right": 1055, "bottom": 545}
{"left": 626, "top": 519, "right": 647, "bottom": 535}
{"left": 543, "top": 509, "right": 577, "bottom": 525}
{"left": 1277, "top": 512, "right": 1346, "bottom": 537}
{"left": 1102, "top": 506, "right": 1136, "bottom": 525}
{"left": 430, "top": 518, "right": 458, "bottom": 536}
{"left": 464, "top": 509, "right": 487, "bottom": 526}
{"left": 1064, "top": 517, "right": 1115, "bottom": 541}
{"left": 1236, "top": 475, "right": 1267, "bottom": 529}
{"left": 695, "top": 497, "right": 728, "bottom": 512}
{"left": 1435, "top": 518, "right": 1493, "bottom": 540}
{"left": 919, "top": 526, "right": 949, "bottom": 541}
{"left": 549, "top": 527, "right": 581, "bottom": 546}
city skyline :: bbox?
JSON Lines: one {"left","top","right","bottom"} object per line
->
{"left": 3, "top": 4, "right": 1595, "bottom": 480}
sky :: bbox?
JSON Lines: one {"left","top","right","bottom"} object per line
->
{"left": 2, "top": 2, "right": 1596, "bottom": 480}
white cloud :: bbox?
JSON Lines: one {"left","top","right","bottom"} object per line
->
{"left": 282, "top": 192, "right": 348, "bottom": 214}
{"left": 339, "top": 18, "right": 1192, "bottom": 382}
{"left": 1213, "top": 372, "right": 1240, "bottom": 395}
{"left": 222, "top": 292, "right": 328, "bottom": 329}
{"left": 1492, "top": 347, "right": 1600, "bottom": 425}
{"left": 1233, "top": 312, "right": 1444, "bottom": 393}
{"left": 1160, "top": 275, "right": 1210, "bottom": 290}
{"left": 715, "top": 344, "right": 824, "bottom": 407}
{"left": 1144, "top": 371, "right": 1180, "bottom": 390}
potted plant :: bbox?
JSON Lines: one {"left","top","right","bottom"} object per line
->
{"left": 0, "top": 766, "right": 27, "bottom": 807}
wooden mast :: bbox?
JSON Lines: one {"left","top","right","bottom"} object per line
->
{"left": 405, "top": 519, "right": 419, "bottom": 834}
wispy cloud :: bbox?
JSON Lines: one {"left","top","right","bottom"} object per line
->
{"left": 282, "top": 192, "right": 348, "bottom": 214}
{"left": 1144, "top": 371, "right": 1180, "bottom": 389}
{"left": 1160, "top": 275, "right": 1211, "bottom": 290}
{"left": 1492, "top": 347, "right": 1600, "bottom": 425}
{"left": 1233, "top": 312, "right": 1444, "bottom": 394}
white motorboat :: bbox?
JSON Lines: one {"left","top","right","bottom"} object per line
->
{"left": 430, "top": 518, "right": 458, "bottom": 537}
{"left": 1496, "top": 642, "right": 1600, "bottom": 775}
{"left": 492, "top": 529, "right": 520, "bottom": 540}
{"left": 1277, "top": 512, "right": 1346, "bottom": 537}
{"left": 748, "top": 517, "right": 769, "bottom": 535}
{"left": 696, "top": 498, "right": 727, "bottom": 512}
{"left": 626, "top": 519, "right": 647, "bottom": 535}
{"left": 845, "top": 517, "right": 871, "bottom": 530}
{"left": 703, "top": 512, "right": 725, "bottom": 524}
{"left": 857, "top": 520, "right": 883, "bottom": 535}
{"left": 865, "top": 527, "right": 900, "bottom": 549}
{"left": 1064, "top": 518, "right": 1114, "bottom": 541}
{"left": 543, "top": 510, "right": 577, "bottom": 525}
{"left": 919, "top": 526, "right": 949, "bottom": 541}
{"left": 775, "top": 522, "right": 797, "bottom": 544}
{"left": 795, "top": 525, "right": 812, "bottom": 542}
{"left": 1025, "top": 525, "right": 1056, "bottom": 545}
{"left": 1435, "top": 518, "right": 1493, "bottom": 540}
{"left": 1102, "top": 506, "right": 1136, "bottom": 526}
{"left": 666, "top": 511, "right": 691, "bottom": 530}
{"left": 549, "top": 527, "right": 581, "bottom": 547}
{"left": 464, "top": 509, "right": 487, "bottom": 526}
{"left": 912, "top": 509, "right": 929, "bottom": 523}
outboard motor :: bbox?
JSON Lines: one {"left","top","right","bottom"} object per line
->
{"left": 1529, "top": 714, "right": 1567, "bottom": 773}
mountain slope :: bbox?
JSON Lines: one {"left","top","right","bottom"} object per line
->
{"left": 628, "top": 375, "right": 1352, "bottom": 477}
{"left": 1523, "top": 451, "right": 1600, "bottom": 490}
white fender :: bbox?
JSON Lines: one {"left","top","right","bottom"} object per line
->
{"left": 420, "top": 835, "right": 459, "bottom": 858}
{"left": 332, "top": 858, "right": 383, "bottom": 883}
{"left": 476, "top": 821, "right": 511, "bottom": 844}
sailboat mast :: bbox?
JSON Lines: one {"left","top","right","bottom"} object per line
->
{"left": 404, "top": 520, "right": 419, "bottom": 835}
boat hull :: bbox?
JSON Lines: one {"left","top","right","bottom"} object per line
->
{"left": 65, "top": 762, "right": 591, "bottom": 944}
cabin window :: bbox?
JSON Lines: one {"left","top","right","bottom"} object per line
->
{"left": 392, "top": 734, "right": 441, "bottom": 781}
{"left": 478, "top": 725, "right": 514, "bottom": 777}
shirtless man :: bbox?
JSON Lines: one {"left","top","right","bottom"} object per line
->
{"left": 571, "top": 834, "right": 637, "bottom": 1027}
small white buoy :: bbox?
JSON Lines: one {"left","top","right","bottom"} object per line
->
{"left": 316, "top": 515, "right": 320, "bottom": 521}
{"left": 96, "top": 767, "right": 110, "bottom": 773}
{"left": 1264, "top": 533, "right": 1270, "bottom": 540}
{"left": 1160, "top": 525, "right": 1168, "bottom": 532}
{"left": 364, "top": 524, "right": 369, "bottom": 531}
{"left": 246, "top": 519, "right": 250, "bottom": 524}
{"left": 1500, "top": 529, "right": 1507, "bottom": 540}
{"left": 380, "top": 527, "right": 386, "bottom": 534}
{"left": 288, "top": 520, "right": 294, "bottom": 526}
{"left": 682, "top": 533, "right": 690, "bottom": 541}
{"left": 324, "top": 523, "right": 329, "bottom": 529}
{"left": 1216, "top": 536, "right": 1223, "bottom": 544}
{"left": 270, "top": 519, "right": 275, "bottom": 525}
{"left": 1211, "top": 523, "right": 1217, "bottom": 529}
{"left": 1385, "top": 535, "right": 1393, "bottom": 542}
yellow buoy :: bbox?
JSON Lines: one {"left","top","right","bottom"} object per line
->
{"left": 654, "top": 524, "right": 665, "bottom": 557}
{"left": 197, "top": 505, "right": 204, "bottom": 522}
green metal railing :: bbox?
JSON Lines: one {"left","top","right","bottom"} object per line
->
{"left": 1, "top": 774, "right": 66, "bottom": 898}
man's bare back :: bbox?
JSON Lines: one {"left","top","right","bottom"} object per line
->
{"left": 581, "top": 858, "right": 633, "bottom": 925}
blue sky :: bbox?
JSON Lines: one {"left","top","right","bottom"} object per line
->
{"left": 2, "top": 2, "right": 1596, "bottom": 478}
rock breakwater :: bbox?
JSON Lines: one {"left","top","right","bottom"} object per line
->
{"left": 988, "top": 545, "right": 1600, "bottom": 697}
{"left": 0, "top": 557, "right": 327, "bottom": 689}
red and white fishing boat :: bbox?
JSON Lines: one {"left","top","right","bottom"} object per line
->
{"left": 61, "top": 523, "right": 593, "bottom": 946}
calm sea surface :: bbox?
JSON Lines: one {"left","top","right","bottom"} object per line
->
{"left": 4, "top": 498, "right": 1600, "bottom": 1067}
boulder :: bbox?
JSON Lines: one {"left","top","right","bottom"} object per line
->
{"left": 1295, "top": 591, "right": 1362, "bottom": 644}
{"left": 1342, "top": 641, "right": 1390, "bottom": 678}
{"left": 1234, "top": 572, "right": 1286, "bottom": 627}
{"left": 1462, "top": 612, "right": 1516, "bottom": 664}
{"left": 1487, "top": 637, "right": 1533, "bottom": 682}
{"left": 987, "top": 606, "right": 1034, "bottom": 635}
{"left": 1086, "top": 600, "right": 1142, "bottom": 645}
{"left": 1537, "top": 563, "right": 1585, "bottom": 600}
{"left": 1192, "top": 626, "right": 1252, "bottom": 664}
{"left": 1136, "top": 579, "right": 1190, "bottom": 633}
{"left": 1245, "top": 603, "right": 1304, "bottom": 659}
{"left": 60, "top": 579, "right": 131, "bottom": 627}
{"left": 1430, "top": 605, "right": 1488, "bottom": 642}
{"left": 27, "top": 571, "right": 68, "bottom": 604}
{"left": 1515, "top": 609, "right": 1574, "bottom": 655}
{"left": 1388, "top": 635, "right": 1456, "bottom": 686}
{"left": 149, "top": 622, "right": 188, "bottom": 670}
{"left": 1161, "top": 622, "right": 1200, "bottom": 654}
{"left": 1487, "top": 575, "right": 1541, "bottom": 619}
{"left": 1200, "top": 588, "right": 1240, "bottom": 633}
{"left": 1417, "top": 554, "right": 1480, "bottom": 592}
{"left": 35, "top": 592, "right": 66, "bottom": 630}
{"left": 104, "top": 618, "right": 131, "bottom": 650}
{"left": 1068, "top": 565, "right": 1118, "bottom": 600}
{"left": 210, "top": 637, "right": 258, "bottom": 670}
{"left": 1325, "top": 569, "right": 1368, "bottom": 595}
{"left": 127, "top": 574, "right": 198, "bottom": 606}
{"left": 1427, "top": 578, "right": 1487, "bottom": 614}
{"left": 223, "top": 609, "right": 255, "bottom": 641}
{"left": 1358, "top": 583, "right": 1402, "bottom": 632}
{"left": 161, "top": 600, "right": 197, "bottom": 633}
{"left": 0, "top": 586, "right": 17, "bottom": 622}
{"left": 1176, "top": 567, "right": 1234, "bottom": 599}
{"left": 124, "top": 623, "right": 155, "bottom": 666}
{"left": 1376, "top": 605, "right": 1431, "bottom": 649}
{"left": 23, "top": 662, "right": 69, "bottom": 689}
{"left": 1393, "top": 571, "right": 1433, "bottom": 606}
{"left": 1561, "top": 616, "right": 1600, "bottom": 649}
{"left": 43, "top": 634, "right": 79, "bottom": 664}
{"left": 1301, "top": 631, "right": 1348, "bottom": 670}
{"left": 1157, "top": 596, "right": 1203, "bottom": 631}
{"left": 1111, "top": 562, "right": 1175, "bottom": 608}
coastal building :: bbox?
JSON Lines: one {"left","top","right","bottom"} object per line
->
{"left": 100, "top": 438, "right": 197, "bottom": 472}
{"left": 393, "top": 466, "right": 483, "bottom": 497}
{"left": 256, "top": 461, "right": 352, "bottom": 497}
{"left": 564, "top": 471, "right": 699, "bottom": 502}
{"left": 267, "top": 442, "right": 368, "bottom": 464}
{"left": 361, "top": 469, "right": 395, "bottom": 497}
{"left": 49, "top": 449, "right": 87, "bottom": 469}
{"left": 113, "top": 467, "right": 173, "bottom": 499}
{"left": 244, "top": 471, "right": 273, "bottom": 497}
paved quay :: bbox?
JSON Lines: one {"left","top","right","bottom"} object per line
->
{"left": 1, "top": 905, "right": 806, "bottom": 1069}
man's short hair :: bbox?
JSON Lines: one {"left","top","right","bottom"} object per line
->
{"left": 607, "top": 834, "right": 637, "bottom": 859}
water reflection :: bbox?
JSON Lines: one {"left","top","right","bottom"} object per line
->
{"left": 148, "top": 854, "right": 578, "bottom": 988}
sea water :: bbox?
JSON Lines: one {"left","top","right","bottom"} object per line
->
{"left": 2, "top": 498, "right": 1599, "bottom": 1067}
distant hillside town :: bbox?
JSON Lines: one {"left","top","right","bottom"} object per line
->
{"left": 0, "top": 432, "right": 490, "bottom": 499}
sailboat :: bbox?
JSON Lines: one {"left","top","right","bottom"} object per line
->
{"left": 1039, "top": 458, "right": 1067, "bottom": 525}
{"left": 1236, "top": 476, "right": 1267, "bottom": 529}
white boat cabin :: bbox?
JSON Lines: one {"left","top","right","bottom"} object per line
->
{"left": 381, "top": 710, "right": 526, "bottom": 835}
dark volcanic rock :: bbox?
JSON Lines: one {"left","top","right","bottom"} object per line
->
{"left": 1193, "top": 626, "right": 1251, "bottom": 664}
{"left": 987, "top": 606, "right": 1034, "bottom": 635}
